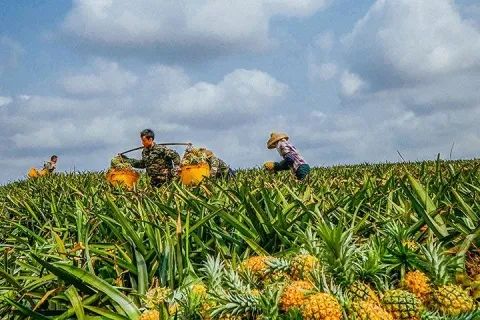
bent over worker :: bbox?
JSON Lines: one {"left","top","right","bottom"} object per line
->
{"left": 122, "top": 129, "right": 180, "bottom": 187}
{"left": 264, "top": 132, "right": 310, "bottom": 180}
{"left": 204, "top": 149, "right": 235, "bottom": 179}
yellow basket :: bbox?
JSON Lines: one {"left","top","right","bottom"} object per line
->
{"left": 28, "top": 168, "right": 48, "bottom": 178}
{"left": 106, "top": 169, "right": 140, "bottom": 189}
{"left": 180, "top": 163, "right": 210, "bottom": 186}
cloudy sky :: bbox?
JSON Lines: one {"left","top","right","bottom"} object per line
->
{"left": 1, "top": 0, "right": 480, "bottom": 184}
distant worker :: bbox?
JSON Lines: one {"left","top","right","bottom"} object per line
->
{"left": 203, "top": 148, "right": 235, "bottom": 179}
{"left": 121, "top": 129, "right": 181, "bottom": 187}
{"left": 182, "top": 146, "right": 235, "bottom": 179}
{"left": 263, "top": 132, "right": 310, "bottom": 180}
{"left": 43, "top": 155, "right": 58, "bottom": 173}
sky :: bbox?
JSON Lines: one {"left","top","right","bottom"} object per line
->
{"left": 1, "top": 0, "right": 480, "bottom": 184}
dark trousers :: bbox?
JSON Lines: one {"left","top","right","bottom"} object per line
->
{"left": 274, "top": 156, "right": 310, "bottom": 180}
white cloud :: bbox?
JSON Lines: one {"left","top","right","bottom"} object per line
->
{"left": 343, "top": 0, "right": 480, "bottom": 84}
{"left": 340, "top": 71, "right": 365, "bottom": 96}
{"left": 62, "top": 0, "right": 329, "bottom": 55}
{"left": 162, "top": 69, "right": 288, "bottom": 126}
{"left": 309, "top": 62, "right": 338, "bottom": 81}
{"left": 300, "top": 0, "right": 480, "bottom": 165}
{"left": 62, "top": 59, "right": 137, "bottom": 96}
{"left": 313, "top": 31, "right": 334, "bottom": 51}
{"left": 265, "top": 0, "right": 330, "bottom": 17}
{"left": 0, "top": 96, "right": 12, "bottom": 107}
{"left": 0, "top": 60, "right": 288, "bottom": 181}
{"left": 0, "top": 58, "right": 291, "bottom": 183}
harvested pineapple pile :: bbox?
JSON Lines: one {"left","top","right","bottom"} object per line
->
{"left": 181, "top": 147, "right": 209, "bottom": 166}
{"left": 105, "top": 155, "right": 139, "bottom": 188}
{"left": 110, "top": 155, "right": 134, "bottom": 170}
{"left": 137, "top": 250, "right": 479, "bottom": 320}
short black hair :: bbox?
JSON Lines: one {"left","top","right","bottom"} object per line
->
{"left": 140, "top": 129, "right": 155, "bottom": 140}
{"left": 51, "top": 155, "right": 58, "bottom": 160}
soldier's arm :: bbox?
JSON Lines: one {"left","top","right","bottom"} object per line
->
{"left": 165, "top": 148, "right": 181, "bottom": 166}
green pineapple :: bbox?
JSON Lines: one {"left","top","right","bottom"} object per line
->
{"left": 430, "top": 284, "right": 474, "bottom": 316}
{"left": 421, "top": 243, "right": 474, "bottom": 316}
{"left": 348, "top": 281, "right": 380, "bottom": 304}
{"left": 382, "top": 289, "right": 423, "bottom": 320}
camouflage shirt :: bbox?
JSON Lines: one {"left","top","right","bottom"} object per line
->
{"left": 208, "top": 156, "right": 230, "bottom": 178}
{"left": 126, "top": 144, "right": 180, "bottom": 186}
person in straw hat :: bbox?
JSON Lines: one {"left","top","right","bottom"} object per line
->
{"left": 263, "top": 132, "right": 310, "bottom": 180}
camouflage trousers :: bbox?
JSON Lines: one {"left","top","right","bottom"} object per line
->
{"left": 149, "top": 168, "right": 178, "bottom": 187}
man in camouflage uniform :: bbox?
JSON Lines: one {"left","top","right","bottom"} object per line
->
{"left": 122, "top": 129, "right": 180, "bottom": 187}
{"left": 204, "top": 149, "right": 235, "bottom": 179}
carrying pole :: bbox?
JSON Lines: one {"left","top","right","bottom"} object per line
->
{"left": 119, "top": 143, "right": 192, "bottom": 155}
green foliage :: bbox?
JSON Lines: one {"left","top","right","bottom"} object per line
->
{"left": 0, "top": 159, "right": 480, "bottom": 318}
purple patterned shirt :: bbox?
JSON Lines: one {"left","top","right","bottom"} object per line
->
{"left": 276, "top": 139, "right": 306, "bottom": 171}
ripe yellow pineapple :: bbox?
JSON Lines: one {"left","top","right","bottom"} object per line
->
{"left": 251, "top": 289, "right": 261, "bottom": 297}
{"left": 241, "top": 256, "right": 273, "bottom": 278}
{"left": 403, "top": 271, "right": 431, "bottom": 302}
{"left": 139, "top": 310, "right": 159, "bottom": 320}
{"left": 347, "top": 282, "right": 380, "bottom": 304}
{"left": 191, "top": 282, "right": 207, "bottom": 296}
{"left": 430, "top": 284, "right": 474, "bottom": 316}
{"left": 381, "top": 289, "right": 422, "bottom": 320}
{"left": 290, "top": 254, "right": 319, "bottom": 280}
{"left": 280, "top": 280, "right": 314, "bottom": 312}
{"left": 350, "top": 300, "right": 393, "bottom": 320}
{"left": 168, "top": 302, "right": 179, "bottom": 315}
{"left": 218, "top": 314, "right": 242, "bottom": 320}
{"left": 200, "top": 300, "right": 216, "bottom": 320}
{"left": 143, "top": 287, "right": 171, "bottom": 309}
{"left": 300, "top": 292, "right": 342, "bottom": 320}
{"left": 264, "top": 270, "right": 291, "bottom": 286}
{"left": 402, "top": 239, "right": 420, "bottom": 252}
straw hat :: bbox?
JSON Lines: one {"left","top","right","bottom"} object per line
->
{"left": 267, "top": 132, "right": 289, "bottom": 149}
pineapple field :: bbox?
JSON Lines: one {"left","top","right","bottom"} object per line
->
{"left": 1, "top": 159, "right": 480, "bottom": 320}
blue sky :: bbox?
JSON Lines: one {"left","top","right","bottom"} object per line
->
{"left": 1, "top": 0, "right": 480, "bottom": 184}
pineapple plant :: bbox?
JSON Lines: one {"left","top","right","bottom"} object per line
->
{"left": 263, "top": 257, "right": 292, "bottom": 286}
{"left": 289, "top": 254, "right": 319, "bottom": 280}
{"left": 402, "top": 239, "right": 420, "bottom": 253}
{"left": 143, "top": 286, "right": 172, "bottom": 310}
{"left": 421, "top": 242, "right": 475, "bottom": 316}
{"left": 3, "top": 157, "right": 480, "bottom": 318}
{"left": 350, "top": 300, "right": 393, "bottom": 320}
{"left": 300, "top": 292, "right": 343, "bottom": 320}
{"left": 465, "top": 247, "right": 480, "bottom": 280}
{"left": 241, "top": 256, "right": 273, "bottom": 279}
{"left": 279, "top": 280, "right": 314, "bottom": 312}
{"left": 139, "top": 310, "right": 159, "bottom": 320}
{"left": 403, "top": 270, "right": 432, "bottom": 303}
{"left": 430, "top": 284, "right": 474, "bottom": 316}
{"left": 347, "top": 281, "right": 380, "bottom": 304}
{"left": 191, "top": 282, "right": 207, "bottom": 297}
{"left": 381, "top": 289, "right": 423, "bottom": 320}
